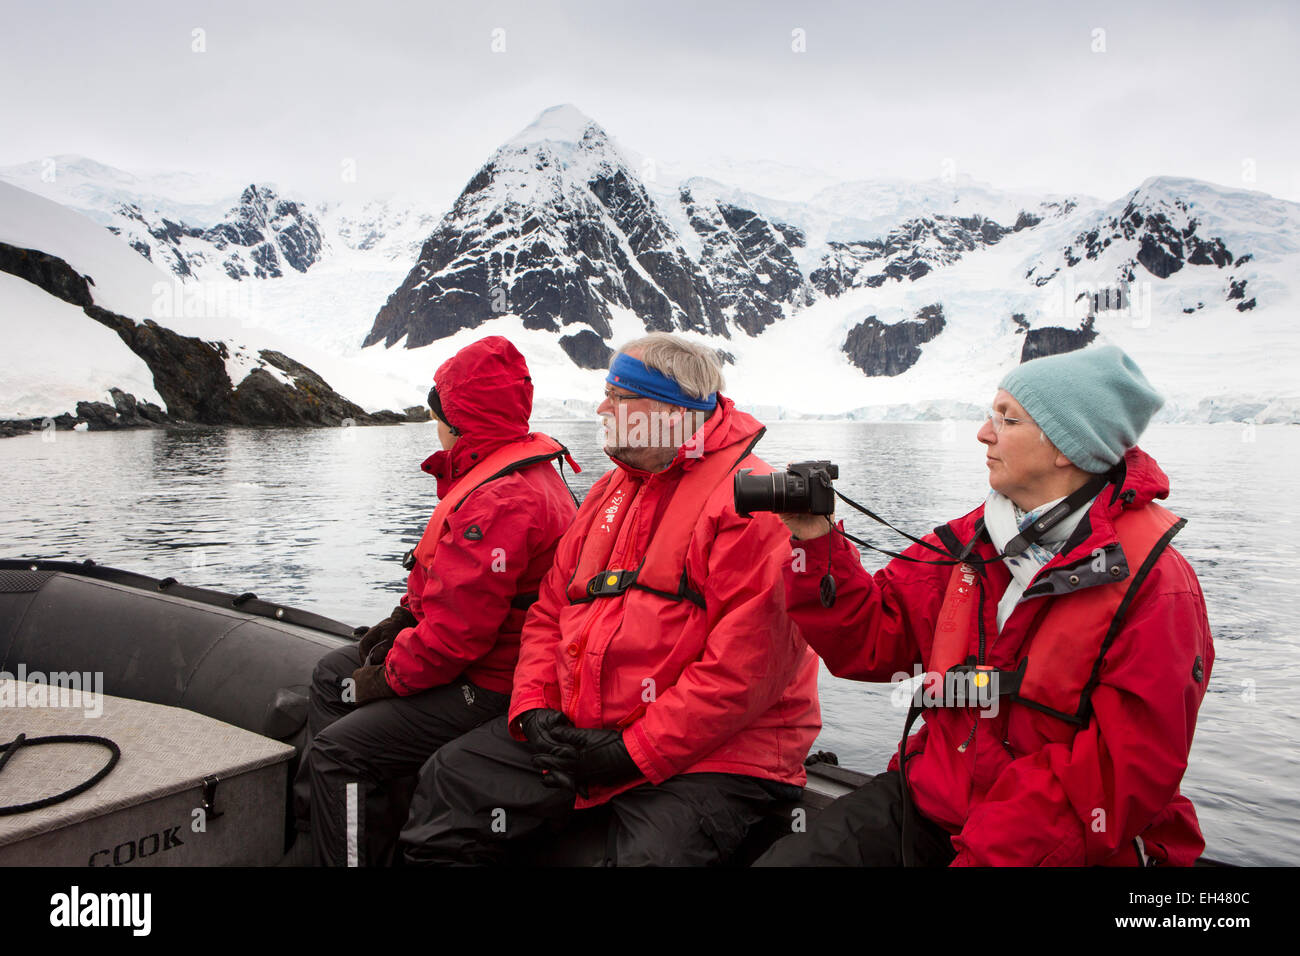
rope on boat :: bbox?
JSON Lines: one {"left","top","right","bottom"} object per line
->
{"left": 0, "top": 733, "right": 121, "bottom": 816}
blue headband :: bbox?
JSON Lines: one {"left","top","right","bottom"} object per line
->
{"left": 606, "top": 353, "right": 718, "bottom": 412}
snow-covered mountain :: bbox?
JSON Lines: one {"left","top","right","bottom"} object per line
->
{"left": 107, "top": 184, "right": 324, "bottom": 280}
{"left": 4, "top": 105, "right": 1299, "bottom": 425}
{"left": 0, "top": 155, "right": 238, "bottom": 229}
{"left": 365, "top": 104, "right": 726, "bottom": 363}
{"left": 0, "top": 180, "right": 420, "bottom": 424}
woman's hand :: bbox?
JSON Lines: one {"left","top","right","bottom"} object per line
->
{"left": 780, "top": 513, "right": 834, "bottom": 541}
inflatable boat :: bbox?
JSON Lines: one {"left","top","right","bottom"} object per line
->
{"left": 0, "top": 559, "right": 861, "bottom": 866}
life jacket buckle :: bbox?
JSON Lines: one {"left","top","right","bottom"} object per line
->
{"left": 934, "top": 659, "right": 1026, "bottom": 708}
{"left": 586, "top": 568, "right": 638, "bottom": 598}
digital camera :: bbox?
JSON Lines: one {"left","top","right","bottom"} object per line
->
{"left": 734, "top": 461, "right": 839, "bottom": 516}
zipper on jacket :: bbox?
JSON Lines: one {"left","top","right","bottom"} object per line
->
{"left": 956, "top": 717, "right": 978, "bottom": 753}
{"left": 565, "top": 608, "right": 599, "bottom": 715}
{"left": 1000, "top": 726, "right": 1016, "bottom": 757}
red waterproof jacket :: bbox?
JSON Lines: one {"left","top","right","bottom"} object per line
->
{"left": 785, "top": 446, "right": 1214, "bottom": 866}
{"left": 508, "top": 396, "right": 822, "bottom": 808}
{"left": 384, "top": 337, "right": 578, "bottom": 697}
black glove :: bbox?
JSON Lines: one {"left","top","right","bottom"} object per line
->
{"left": 357, "top": 605, "right": 417, "bottom": 664}
{"left": 350, "top": 664, "right": 397, "bottom": 705}
{"left": 532, "top": 725, "right": 640, "bottom": 791}
{"left": 519, "top": 708, "right": 576, "bottom": 755}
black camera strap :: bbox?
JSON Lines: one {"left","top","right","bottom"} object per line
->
{"left": 816, "top": 469, "right": 1117, "bottom": 607}
{"left": 831, "top": 470, "right": 1113, "bottom": 567}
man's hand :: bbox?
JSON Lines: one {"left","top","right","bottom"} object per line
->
{"left": 531, "top": 726, "right": 640, "bottom": 790}
{"left": 519, "top": 708, "right": 575, "bottom": 755}
{"left": 357, "top": 605, "right": 418, "bottom": 664}
{"left": 780, "top": 513, "right": 834, "bottom": 541}
{"left": 350, "top": 665, "right": 397, "bottom": 705}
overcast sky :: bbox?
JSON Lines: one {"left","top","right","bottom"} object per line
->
{"left": 3, "top": 0, "right": 1297, "bottom": 206}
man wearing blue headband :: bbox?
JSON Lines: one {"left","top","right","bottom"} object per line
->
{"left": 401, "top": 333, "right": 821, "bottom": 865}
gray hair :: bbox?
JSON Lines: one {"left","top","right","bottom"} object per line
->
{"left": 614, "top": 333, "right": 725, "bottom": 400}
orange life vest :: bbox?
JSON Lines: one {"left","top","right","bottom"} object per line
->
{"left": 411, "top": 434, "right": 578, "bottom": 572}
{"left": 925, "top": 502, "right": 1185, "bottom": 725}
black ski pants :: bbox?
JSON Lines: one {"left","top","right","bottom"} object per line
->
{"left": 399, "top": 715, "right": 801, "bottom": 866}
{"left": 292, "top": 643, "right": 508, "bottom": 866}
{"left": 752, "top": 770, "right": 956, "bottom": 866}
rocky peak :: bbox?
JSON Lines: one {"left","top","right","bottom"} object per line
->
{"left": 1026, "top": 179, "right": 1239, "bottom": 292}
{"left": 679, "top": 185, "right": 811, "bottom": 335}
{"left": 363, "top": 106, "right": 724, "bottom": 351}
{"left": 809, "top": 211, "right": 1027, "bottom": 295}
{"left": 206, "top": 183, "right": 324, "bottom": 278}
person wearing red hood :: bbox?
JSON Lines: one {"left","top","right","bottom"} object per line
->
{"left": 755, "top": 345, "right": 1214, "bottom": 867}
{"left": 294, "top": 336, "right": 578, "bottom": 866}
{"left": 399, "top": 332, "right": 821, "bottom": 865}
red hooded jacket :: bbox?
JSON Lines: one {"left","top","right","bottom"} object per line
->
{"left": 508, "top": 397, "right": 822, "bottom": 809}
{"left": 383, "top": 337, "right": 578, "bottom": 697}
{"left": 784, "top": 446, "right": 1214, "bottom": 866}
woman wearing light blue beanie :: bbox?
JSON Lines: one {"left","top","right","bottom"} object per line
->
{"left": 997, "top": 344, "right": 1165, "bottom": 475}
{"left": 760, "top": 343, "right": 1214, "bottom": 869}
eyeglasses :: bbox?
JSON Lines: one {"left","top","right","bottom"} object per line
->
{"left": 603, "top": 387, "right": 643, "bottom": 405}
{"left": 985, "top": 408, "right": 1033, "bottom": 434}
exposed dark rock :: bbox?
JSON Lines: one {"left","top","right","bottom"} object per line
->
{"left": 680, "top": 188, "right": 809, "bottom": 335}
{"left": 368, "top": 136, "right": 725, "bottom": 351}
{"left": 1014, "top": 210, "right": 1042, "bottom": 230}
{"left": 2, "top": 388, "right": 172, "bottom": 438}
{"left": 0, "top": 239, "right": 400, "bottom": 432}
{"left": 1040, "top": 193, "right": 1236, "bottom": 289}
{"left": 842, "top": 304, "right": 945, "bottom": 377}
{"left": 1227, "top": 278, "right": 1247, "bottom": 300}
{"left": 111, "top": 387, "right": 170, "bottom": 424}
{"left": 108, "top": 186, "right": 324, "bottom": 281}
{"left": 1012, "top": 313, "right": 1029, "bottom": 333}
{"left": 1137, "top": 233, "right": 1183, "bottom": 278}
{"left": 1236, "top": 298, "right": 1256, "bottom": 312}
{"left": 230, "top": 350, "right": 371, "bottom": 426}
{"left": 559, "top": 330, "right": 615, "bottom": 369}
{"left": 85, "top": 305, "right": 235, "bottom": 423}
{"left": 1019, "top": 317, "right": 1096, "bottom": 362}
{"left": 1030, "top": 267, "right": 1059, "bottom": 287}
{"left": 773, "top": 222, "right": 806, "bottom": 248}
{"left": 74, "top": 400, "right": 125, "bottom": 430}
{"left": 810, "top": 214, "right": 1011, "bottom": 295}
{"left": 0, "top": 242, "right": 94, "bottom": 308}
{"left": 365, "top": 409, "right": 412, "bottom": 424}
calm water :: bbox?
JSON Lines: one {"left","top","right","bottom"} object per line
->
{"left": 2, "top": 419, "right": 1297, "bottom": 865}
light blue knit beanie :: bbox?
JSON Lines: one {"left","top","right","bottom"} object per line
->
{"left": 998, "top": 346, "right": 1164, "bottom": 473}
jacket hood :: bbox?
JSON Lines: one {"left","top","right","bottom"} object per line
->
{"left": 1109, "top": 445, "right": 1170, "bottom": 510}
{"left": 421, "top": 336, "right": 534, "bottom": 493}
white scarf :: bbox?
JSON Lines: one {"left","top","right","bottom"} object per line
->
{"left": 982, "top": 489, "right": 1097, "bottom": 632}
